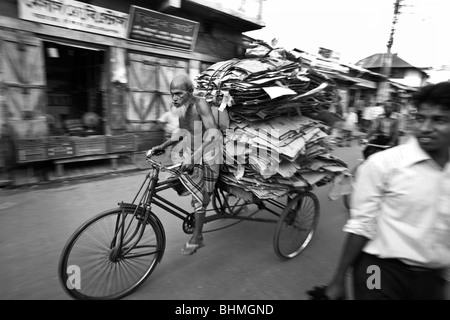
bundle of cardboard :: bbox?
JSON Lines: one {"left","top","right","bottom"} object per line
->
{"left": 195, "top": 44, "right": 349, "bottom": 200}
{"left": 196, "top": 51, "right": 336, "bottom": 123}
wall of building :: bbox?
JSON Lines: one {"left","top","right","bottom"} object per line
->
{"left": 0, "top": 0, "right": 247, "bottom": 66}
{"left": 0, "top": 0, "right": 261, "bottom": 166}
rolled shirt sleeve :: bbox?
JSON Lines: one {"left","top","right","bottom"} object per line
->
{"left": 343, "top": 157, "right": 386, "bottom": 239}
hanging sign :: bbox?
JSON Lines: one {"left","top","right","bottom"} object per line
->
{"left": 127, "top": 6, "right": 199, "bottom": 51}
{"left": 18, "top": 0, "right": 128, "bottom": 38}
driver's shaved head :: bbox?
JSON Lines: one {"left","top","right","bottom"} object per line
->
{"left": 170, "top": 74, "right": 194, "bottom": 92}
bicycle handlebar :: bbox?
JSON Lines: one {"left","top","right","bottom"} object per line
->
{"left": 145, "top": 156, "right": 182, "bottom": 172}
{"left": 365, "top": 144, "right": 391, "bottom": 149}
{"left": 358, "top": 139, "right": 391, "bottom": 149}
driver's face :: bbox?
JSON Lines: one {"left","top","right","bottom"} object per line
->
{"left": 170, "top": 88, "right": 190, "bottom": 107}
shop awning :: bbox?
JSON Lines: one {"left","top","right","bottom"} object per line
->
{"left": 389, "top": 80, "right": 419, "bottom": 91}
{"left": 43, "top": 39, "right": 103, "bottom": 51}
{"left": 330, "top": 74, "right": 378, "bottom": 89}
{"left": 331, "top": 73, "right": 360, "bottom": 84}
{"left": 353, "top": 78, "right": 377, "bottom": 89}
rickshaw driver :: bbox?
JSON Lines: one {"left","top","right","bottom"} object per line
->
{"left": 147, "top": 74, "right": 221, "bottom": 256}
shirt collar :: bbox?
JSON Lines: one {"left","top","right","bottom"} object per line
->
{"left": 401, "top": 136, "right": 433, "bottom": 167}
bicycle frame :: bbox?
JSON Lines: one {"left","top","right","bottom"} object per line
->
{"left": 127, "top": 158, "right": 308, "bottom": 231}
{"left": 211, "top": 183, "right": 288, "bottom": 224}
{"left": 107, "top": 157, "right": 315, "bottom": 259}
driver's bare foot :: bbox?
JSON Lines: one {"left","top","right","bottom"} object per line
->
{"left": 181, "top": 237, "right": 204, "bottom": 255}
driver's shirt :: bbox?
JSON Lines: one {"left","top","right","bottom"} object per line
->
{"left": 344, "top": 136, "right": 450, "bottom": 270}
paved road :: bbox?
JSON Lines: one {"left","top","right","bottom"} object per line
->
{"left": 0, "top": 144, "right": 361, "bottom": 300}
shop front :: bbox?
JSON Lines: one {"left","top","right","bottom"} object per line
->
{"left": 0, "top": 0, "right": 259, "bottom": 181}
{"left": 44, "top": 40, "right": 107, "bottom": 137}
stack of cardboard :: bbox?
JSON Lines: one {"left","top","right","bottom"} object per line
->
{"left": 220, "top": 114, "right": 348, "bottom": 199}
{"left": 195, "top": 45, "right": 349, "bottom": 200}
{"left": 196, "top": 55, "right": 336, "bottom": 123}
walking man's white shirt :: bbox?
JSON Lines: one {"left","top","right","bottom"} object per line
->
{"left": 345, "top": 136, "right": 450, "bottom": 269}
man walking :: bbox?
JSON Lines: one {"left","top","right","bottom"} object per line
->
{"left": 318, "top": 81, "right": 450, "bottom": 300}
{"left": 365, "top": 101, "right": 400, "bottom": 146}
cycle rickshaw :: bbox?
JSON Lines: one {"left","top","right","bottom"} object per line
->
{"left": 58, "top": 154, "right": 320, "bottom": 300}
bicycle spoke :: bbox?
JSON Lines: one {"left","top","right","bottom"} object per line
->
{"left": 123, "top": 247, "right": 160, "bottom": 260}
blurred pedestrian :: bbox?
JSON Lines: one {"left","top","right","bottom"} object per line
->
{"left": 370, "top": 101, "right": 386, "bottom": 119}
{"left": 339, "top": 106, "right": 358, "bottom": 147}
{"left": 305, "top": 107, "right": 343, "bottom": 145}
{"left": 398, "top": 100, "right": 414, "bottom": 137}
{"left": 157, "top": 106, "right": 179, "bottom": 140}
{"left": 364, "top": 101, "right": 400, "bottom": 154}
{"left": 362, "top": 101, "right": 384, "bottom": 133}
{"left": 361, "top": 103, "right": 372, "bottom": 133}
{"left": 313, "top": 81, "right": 450, "bottom": 300}
{"left": 354, "top": 98, "right": 365, "bottom": 131}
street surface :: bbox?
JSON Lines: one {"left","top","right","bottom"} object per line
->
{"left": 0, "top": 142, "right": 363, "bottom": 300}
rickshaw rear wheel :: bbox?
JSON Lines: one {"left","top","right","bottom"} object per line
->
{"left": 273, "top": 191, "right": 320, "bottom": 260}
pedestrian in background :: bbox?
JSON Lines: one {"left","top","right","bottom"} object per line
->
{"left": 354, "top": 98, "right": 365, "bottom": 131}
{"left": 365, "top": 101, "right": 400, "bottom": 148}
{"left": 369, "top": 101, "right": 385, "bottom": 121}
{"left": 361, "top": 102, "right": 373, "bottom": 133}
{"left": 398, "top": 100, "right": 415, "bottom": 137}
{"left": 319, "top": 95, "right": 345, "bottom": 145}
{"left": 157, "top": 106, "right": 179, "bottom": 140}
{"left": 339, "top": 106, "right": 358, "bottom": 147}
{"left": 362, "top": 101, "right": 384, "bottom": 132}
{"left": 314, "top": 81, "right": 450, "bottom": 300}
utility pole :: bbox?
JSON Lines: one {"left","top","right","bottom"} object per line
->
{"left": 377, "top": 0, "right": 403, "bottom": 102}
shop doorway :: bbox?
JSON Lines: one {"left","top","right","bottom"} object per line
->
{"left": 44, "top": 41, "right": 106, "bottom": 136}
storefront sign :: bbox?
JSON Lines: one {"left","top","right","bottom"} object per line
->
{"left": 127, "top": 6, "right": 199, "bottom": 51}
{"left": 18, "top": 0, "right": 128, "bottom": 38}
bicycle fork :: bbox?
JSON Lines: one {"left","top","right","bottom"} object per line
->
{"left": 109, "top": 170, "right": 160, "bottom": 261}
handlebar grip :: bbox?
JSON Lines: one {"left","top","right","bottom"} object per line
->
{"left": 166, "top": 163, "right": 182, "bottom": 170}
{"left": 152, "top": 149, "right": 165, "bottom": 156}
{"left": 366, "top": 144, "right": 390, "bottom": 148}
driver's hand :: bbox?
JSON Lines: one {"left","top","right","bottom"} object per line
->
{"left": 146, "top": 145, "right": 164, "bottom": 158}
{"left": 181, "top": 161, "right": 195, "bottom": 174}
